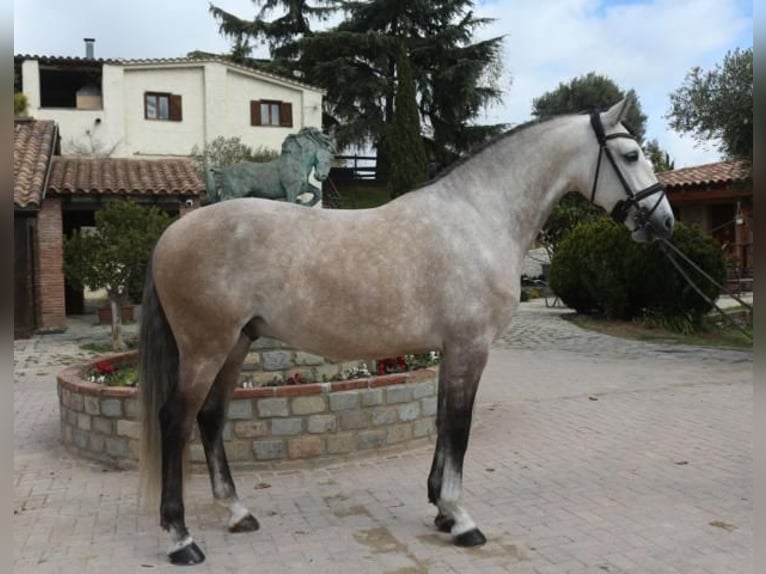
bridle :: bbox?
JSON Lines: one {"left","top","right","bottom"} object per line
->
{"left": 589, "top": 111, "right": 666, "bottom": 227}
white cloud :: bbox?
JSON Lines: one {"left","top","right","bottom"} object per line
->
{"left": 474, "top": 0, "right": 751, "bottom": 167}
{"left": 14, "top": 0, "right": 750, "bottom": 167}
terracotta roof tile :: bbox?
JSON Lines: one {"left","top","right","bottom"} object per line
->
{"left": 14, "top": 119, "right": 57, "bottom": 209}
{"left": 47, "top": 157, "right": 204, "bottom": 197}
{"left": 658, "top": 160, "right": 750, "bottom": 189}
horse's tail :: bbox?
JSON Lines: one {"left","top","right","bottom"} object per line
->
{"left": 138, "top": 255, "right": 179, "bottom": 511}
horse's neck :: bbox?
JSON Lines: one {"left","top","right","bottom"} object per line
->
{"left": 438, "top": 118, "right": 587, "bottom": 256}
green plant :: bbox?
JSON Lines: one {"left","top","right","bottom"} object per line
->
{"left": 190, "top": 136, "right": 278, "bottom": 177}
{"left": 550, "top": 219, "right": 726, "bottom": 328}
{"left": 14, "top": 92, "right": 28, "bottom": 116}
{"left": 64, "top": 200, "right": 173, "bottom": 350}
{"left": 87, "top": 359, "right": 138, "bottom": 387}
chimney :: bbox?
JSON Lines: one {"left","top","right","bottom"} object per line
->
{"left": 84, "top": 38, "right": 95, "bottom": 59}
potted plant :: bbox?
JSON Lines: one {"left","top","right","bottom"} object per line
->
{"left": 64, "top": 200, "right": 172, "bottom": 350}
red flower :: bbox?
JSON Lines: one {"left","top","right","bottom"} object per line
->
{"left": 94, "top": 360, "right": 115, "bottom": 375}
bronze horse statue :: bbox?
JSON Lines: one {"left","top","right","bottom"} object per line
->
{"left": 205, "top": 127, "right": 334, "bottom": 207}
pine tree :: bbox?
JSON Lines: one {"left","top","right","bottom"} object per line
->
{"left": 210, "top": 0, "right": 506, "bottom": 170}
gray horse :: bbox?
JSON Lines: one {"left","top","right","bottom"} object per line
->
{"left": 206, "top": 127, "right": 334, "bottom": 206}
{"left": 140, "top": 97, "right": 675, "bottom": 565}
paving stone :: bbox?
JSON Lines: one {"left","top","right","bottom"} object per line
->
{"left": 329, "top": 391, "right": 360, "bottom": 411}
{"left": 385, "top": 386, "right": 412, "bottom": 404}
{"left": 227, "top": 399, "right": 253, "bottom": 420}
{"left": 253, "top": 439, "right": 285, "bottom": 460}
{"left": 412, "top": 417, "right": 435, "bottom": 438}
{"left": 100, "top": 398, "right": 122, "bottom": 418}
{"left": 83, "top": 396, "right": 100, "bottom": 415}
{"left": 420, "top": 396, "right": 437, "bottom": 417}
{"left": 294, "top": 352, "right": 325, "bottom": 366}
{"left": 360, "top": 388, "right": 384, "bottom": 407}
{"left": 288, "top": 436, "right": 324, "bottom": 458}
{"left": 397, "top": 402, "right": 420, "bottom": 422}
{"left": 325, "top": 432, "right": 355, "bottom": 454}
{"left": 76, "top": 413, "right": 91, "bottom": 431}
{"left": 233, "top": 420, "right": 269, "bottom": 438}
{"left": 356, "top": 429, "right": 386, "bottom": 450}
{"left": 12, "top": 299, "right": 752, "bottom": 574}
{"left": 116, "top": 420, "right": 140, "bottom": 440}
{"left": 271, "top": 418, "right": 303, "bottom": 436}
{"left": 412, "top": 379, "right": 437, "bottom": 399}
{"left": 307, "top": 414, "right": 337, "bottom": 434}
{"left": 338, "top": 409, "right": 372, "bottom": 430}
{"left": 257, "top": 398, "right": 289, "bottom": 418}
{"left": 291, "top": 395, "right": 327, "bottom": 415}
{"left": 261, "top": 350, "right": 293, "bottom": 371}
{"left": 91, "top": 416, "right": 113, "bottom": 435}
{"left": 372, "top": 406, "right": 398, "bottom": 426}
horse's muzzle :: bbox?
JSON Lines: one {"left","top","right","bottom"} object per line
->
{"left": 632, "top": 213, "right": 674, "bottom": 242}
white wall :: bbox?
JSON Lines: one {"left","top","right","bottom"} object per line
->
{"left": 23, "top": 61, "right": 125, "bottom": 156}
{"left": 123, "top": 65, "right": 206, "bottom": 157}
{"left": 225, "top": 68, "right": 300, "bottom": 152}
{"left": 21, "top": 58, "right": 324, "bottom": 160}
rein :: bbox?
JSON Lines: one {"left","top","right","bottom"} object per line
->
{"left": 589, "top": 112, "right": 666, "bottom": 226}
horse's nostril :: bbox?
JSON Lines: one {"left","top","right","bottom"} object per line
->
{"left": 664, "top": 217, "right": 673, "bottom": 230}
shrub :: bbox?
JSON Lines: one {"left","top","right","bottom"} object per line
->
{"left": 64, "top": 200, "right": 173, "bottom": 349}
{"left": 550, "top": 219, "right": 726, "bottom": 326}
{"left": 14, "top": 92, "right": 28, "bottom": 116}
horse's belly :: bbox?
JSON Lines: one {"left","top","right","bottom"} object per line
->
{"left": 260, "top": 298, "right": 441, "bottom": 360}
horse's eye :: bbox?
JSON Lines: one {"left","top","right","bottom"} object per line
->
{"left": 624, "top": 150, "right": 639, "bottom": 162}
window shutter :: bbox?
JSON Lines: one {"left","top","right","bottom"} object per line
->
{"left": 251, "top": 100, "right": 262, "bottom": 126}
{"left": 280, "top": 102, "right": 293, "bottom": 127}
{"left": 169, "top": 94, "right": 183, "bottom": 121}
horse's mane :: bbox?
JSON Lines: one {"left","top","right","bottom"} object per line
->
{"left": 422, "top": 115, "right": 575, "bottom": 189}
{"left": 282, "top": 128, "right": 334, "bottom": 158}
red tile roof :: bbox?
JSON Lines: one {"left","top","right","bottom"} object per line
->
{"left": 14, "top": 119, "right": 58, "bottom": 209}
{"left": 658, "top": 160, "right": 750, "bottom": 189}
{"left": 47, "top": 157, "right": 205, "bottom": 197}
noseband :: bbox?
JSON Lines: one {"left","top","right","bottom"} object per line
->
{"left": 589, "top": 112, "right": 666, "bottom": 226}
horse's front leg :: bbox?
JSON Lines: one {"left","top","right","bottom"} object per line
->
{"left": 427, "top": 342, "right": 489, "bottom": 547}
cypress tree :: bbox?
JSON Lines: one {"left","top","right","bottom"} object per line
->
{"left": 386, "top": 45, "right": 428, "bottom": 198}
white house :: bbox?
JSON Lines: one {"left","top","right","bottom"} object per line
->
{"left": 15, "top": 40, "right": 325, "bottom": 159}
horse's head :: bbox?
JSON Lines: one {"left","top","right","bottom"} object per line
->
{"left": 297, "top": 128, "right": 334, "bottom": 181}
{"left": 582, "top": 96, "right": 674, "bottom": 242}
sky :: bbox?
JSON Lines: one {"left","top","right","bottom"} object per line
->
{"left": 14, "top": 0, "right": 752, "bottom": 168}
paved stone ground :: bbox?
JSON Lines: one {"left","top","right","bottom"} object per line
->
{"left": 14, "top": 299, "right": 752, "bottom": 573}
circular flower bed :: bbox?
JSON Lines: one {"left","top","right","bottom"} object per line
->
{"left": 57, "top": 349, "right": 439, "bottom": 469}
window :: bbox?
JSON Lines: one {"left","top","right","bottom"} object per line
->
{"left": 144, "top": 92, "right": 182, "bottom": 121}
{"left": 250, "top": 100, "right": 293, "bottom": 127}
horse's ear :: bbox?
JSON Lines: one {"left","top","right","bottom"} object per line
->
{"left": 603, "top": 94, "right": 633, "bottom": 127}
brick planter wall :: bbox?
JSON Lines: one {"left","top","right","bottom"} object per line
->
{"left": 57, "top": 351, "right": 438, "bottom": 470}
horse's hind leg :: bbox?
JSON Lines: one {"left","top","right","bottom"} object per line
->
{"left": 197, "top": 334, "right": 260, "bottom": 533}
{"left": 160, "top": 348, "right": 235, "bottom": 565}
{"left": 427, "top": 342, "right": 489, "bottom": 547}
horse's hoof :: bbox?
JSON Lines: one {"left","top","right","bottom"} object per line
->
{"left": 434, "top": 513, "right": 455, "bottom": 533}
{"left": 229, "top": 513, "right": 260, "bottom": 533}
{"left": 454, "top": 528, "right": 487, "bottom": 547}
{"left": 168, "top": 541, "right": 206, "bottom": 565}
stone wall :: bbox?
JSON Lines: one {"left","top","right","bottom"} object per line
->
{"left": 57, "top": 353, "right": 437, "bottom": 469}
{"left": 238, "top": 337, "right": 375, "bottom": 387}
